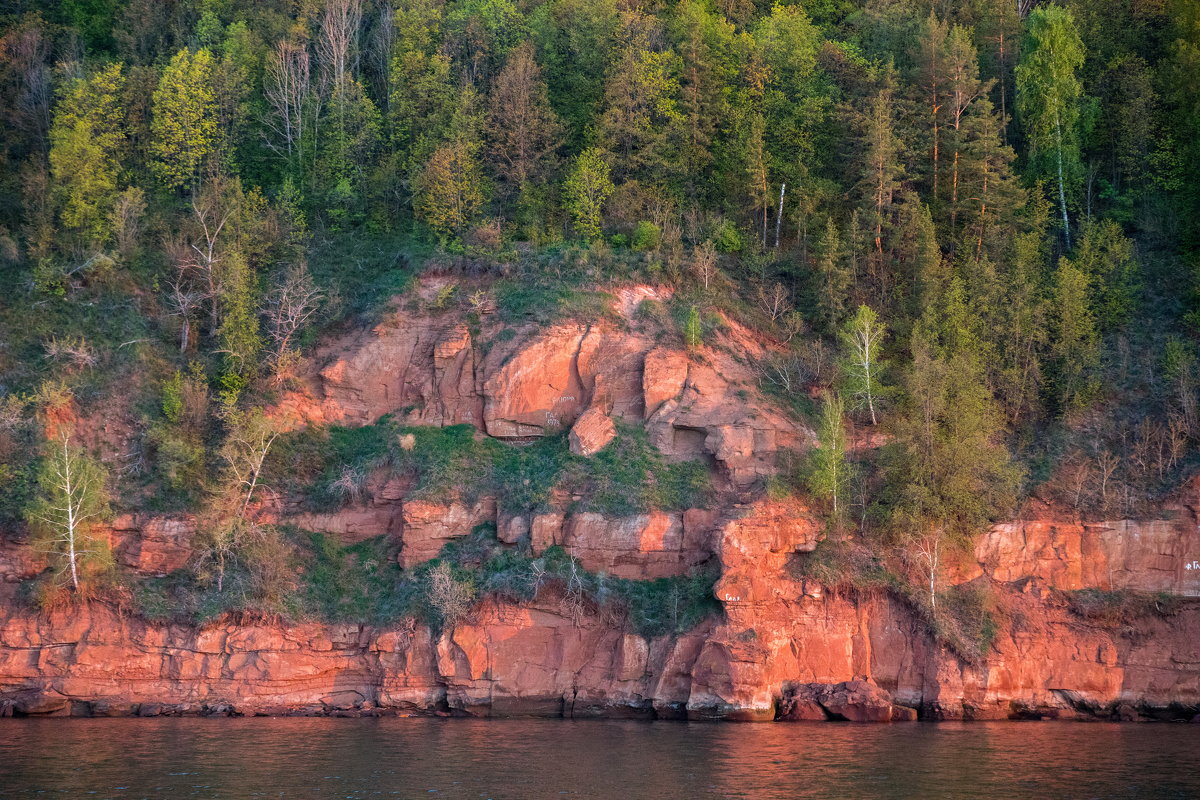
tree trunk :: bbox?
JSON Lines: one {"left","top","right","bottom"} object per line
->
{"left": 1055, "top": 110, "right": 1072, "bottom": 249}
{"left": 774, "top": 183, "right": 785, "bottom": 249}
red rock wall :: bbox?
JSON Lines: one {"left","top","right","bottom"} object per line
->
{"left": 2, "top": 283, "right": 1197, "bottom": 720}
{"left": 3, "top": 497, "right": 1198, "bottom": 720}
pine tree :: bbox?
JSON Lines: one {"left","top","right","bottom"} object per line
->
{"left": 597, "top": 30, "right": 685, "bottom": 184}
{"left": 669, "top": 0, "right": 737, "bottom": 200}
{"left": 956, "top": 96, "right": 1023, "bottom": 257}
{"left": 486, "top": 41, "right": 563, "bottom": 194}
{"left": 151, "top": 48, "right": 220, "bottom": 191}
{"left": 913, "top": 12, "right": 950, "bottom": 200}
{"left": 883, "top": 286, "right": 1020, "bottom": 538}
{"left": 1071, "top": 219, "right": 1139, "bottom": 331}
{"left": 943, "top": 25, "right": 988, "bottom": 231}
{"left": 1048, "top": 256, "right": 1100, "bottom": 412}
{"left": 849, "top": 74, "right": 904, "bottom": 290}
{"left": 216, "top": 250, "right": 262, "bottom": 400}
{"left": 815, "top": 216, "right": 849, "bottom": 331}
{"left": 529, "top": 0, "right": 620, "bottom": 147}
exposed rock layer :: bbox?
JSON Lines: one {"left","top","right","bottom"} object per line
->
{"left": 2, "top": 284, "right": 1198, "bottom": 721}
{"left": 3, "top": 499, "right": 1198, "bottom": 721}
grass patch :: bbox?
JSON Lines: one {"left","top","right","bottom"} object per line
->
{"left": 934, "top": 581, "right": 1004, "bottom": 659}
{"left": 1066, "top": 588, "right": 1182, "bottom": 627}
{"left": 294, "top": 532, "right": 412, "bottom": 624}
{"left": 306, "top": 229, "right": 424, "bottom": 328}
{"left": 493, "top": 279, "right": 616, "bottom": 327}
{"left": 788, "top": 538, "right": 897, "bottom": 593}
{"left": 422, "top": 529, "right": 721, "bottom": 637}
{"left": 126, "top": 524, "right": 723, "bottom": 636}
{"left": 562, "top": 423, "right": 712, "bottom": 516}
{"left": 266, "top": 420, "right": 713, "bottom": 517}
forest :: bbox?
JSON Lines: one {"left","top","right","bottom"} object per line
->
{"left": 0, "top": 0, "right": 1197, "bottom": 624}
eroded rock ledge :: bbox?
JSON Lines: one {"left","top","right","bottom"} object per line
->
{"left": 2, "top": 284, "right": 1199, "bottom": 722}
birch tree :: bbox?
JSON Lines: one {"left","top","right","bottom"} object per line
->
{"left": 807, "top": 392, "right": 853, "bottom": 525}
{"left": 1016, "top": 5, "right": 1085, "bottom": 248}
{"left": 839, "top": 305, "right": 887, "bottom": 425}
{"left": 203, "top": 408, "right": 280, "bottom": 592}
{"left": 25, "top": 437, "right": 112, "bottom": 595}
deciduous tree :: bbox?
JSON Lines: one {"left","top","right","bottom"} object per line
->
{"left": 25, "top": 437, "right": 112, "bottom": 596}
{"left": 1016, "top": 5, "right": 1086, "bottom": 247}
{"left": 151, "top": 48, "right": 219, "bottom": 191}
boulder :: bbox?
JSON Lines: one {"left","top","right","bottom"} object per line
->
{"left": 111, "top": 515, "right": 196, "bottom": 576}
{"left": 642, "top": 349, "right": 688, "bottom": 418}
{"left": 399, "top": 498, "right": 496, "bottom": 567}
{"left": 779, "top": 681, "right": 913, "bottom": 723}
{"left": 483, "top": 325, "right": 594, "bottom": 437}
{"left": 569, "top": 408, "right": 617, "bottom": 456}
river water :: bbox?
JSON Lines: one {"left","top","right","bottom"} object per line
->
{"left": 1, "top": 718, "right": 1198, "bottom": 799}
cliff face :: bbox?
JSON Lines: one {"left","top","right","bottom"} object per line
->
{"left": 2, "top": 280, "right": 1198, "bottom": 721}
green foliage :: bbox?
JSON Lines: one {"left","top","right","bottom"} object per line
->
{"left": 882, "top": 283, "right": 1021, "bottom": 537}
{"left": 414, "top": 141, "right": 486, "bottom": 242}
{"left": 805, "top": 392, "right": 853, "bottom": 525}
{"left": 563, "top": 148, "right": 613, "bottom": 240}
{"left": 151, "top": 48, "right": 219, "bottom": 191}
{"left": 630, "top": 221, "right": 662, "bottom": 251}
{"left": 49, "top": 63, "right": 127, "bottom": 246}
{"left": 1071, "top": 219, "right": 1140, "bottom": 330}
{"left": 266, "top": 416, "right": 709, "bottom": 520}
{"left": 3, "top": 0, "right": 1200, "bottom": 640}
{"left": 610, "top": 565, "right": 722, "bottom": 638}
{"left": 216, "top": 251, "right": 262, "bottom": 393}
{"left": 710, "top": 219, "right": 744, "bottom": 253}
{"left": 683, "top": 305, "right": 703, "bottom": 349}
{"left": 1048, "top": 256, "right": 1101, "bottom": 412}
{"left": 161, "top": 371, "right": 184, "bottom": 423}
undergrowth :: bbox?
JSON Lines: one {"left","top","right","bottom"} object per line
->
{"left": 128, "top": 525, "right": 722, "bottom": 638}
{"left": 264, "top": 419, "right": 713, "bottom": 516}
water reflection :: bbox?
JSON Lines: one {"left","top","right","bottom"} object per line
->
{"left": 1, "top": 718, "right": 1198, "bottom": 799}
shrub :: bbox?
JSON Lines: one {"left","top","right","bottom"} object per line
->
{"left": 710, "top": 219, "right": 744, "bottom": 253}
{"left": 631, "top": 221, "right": 662, "bottom": 251}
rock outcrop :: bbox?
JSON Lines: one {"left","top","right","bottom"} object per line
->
{"left": 3, "top": 493, "right": 1199, "bottom": 720}
{"left": 271, "top": 279, "right": 803, "bottom": 490}
{"left": 2, "top": 278, "right": 1198, "bottom": 722}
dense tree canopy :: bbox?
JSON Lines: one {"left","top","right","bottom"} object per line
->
{"left": 0, "top": 0, "right": 1197, "bottom": 608}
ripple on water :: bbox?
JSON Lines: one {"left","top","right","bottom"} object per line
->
{"left": 0, "top": 718, "right": 1198, "bottom": 800}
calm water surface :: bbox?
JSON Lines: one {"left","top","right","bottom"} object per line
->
{"left": 1, "top": 718, "right": 1197, "bottom": 799}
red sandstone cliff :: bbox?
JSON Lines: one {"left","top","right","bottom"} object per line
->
{"left": 2, "top": 280, "right": 1198, "bottom": 721}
